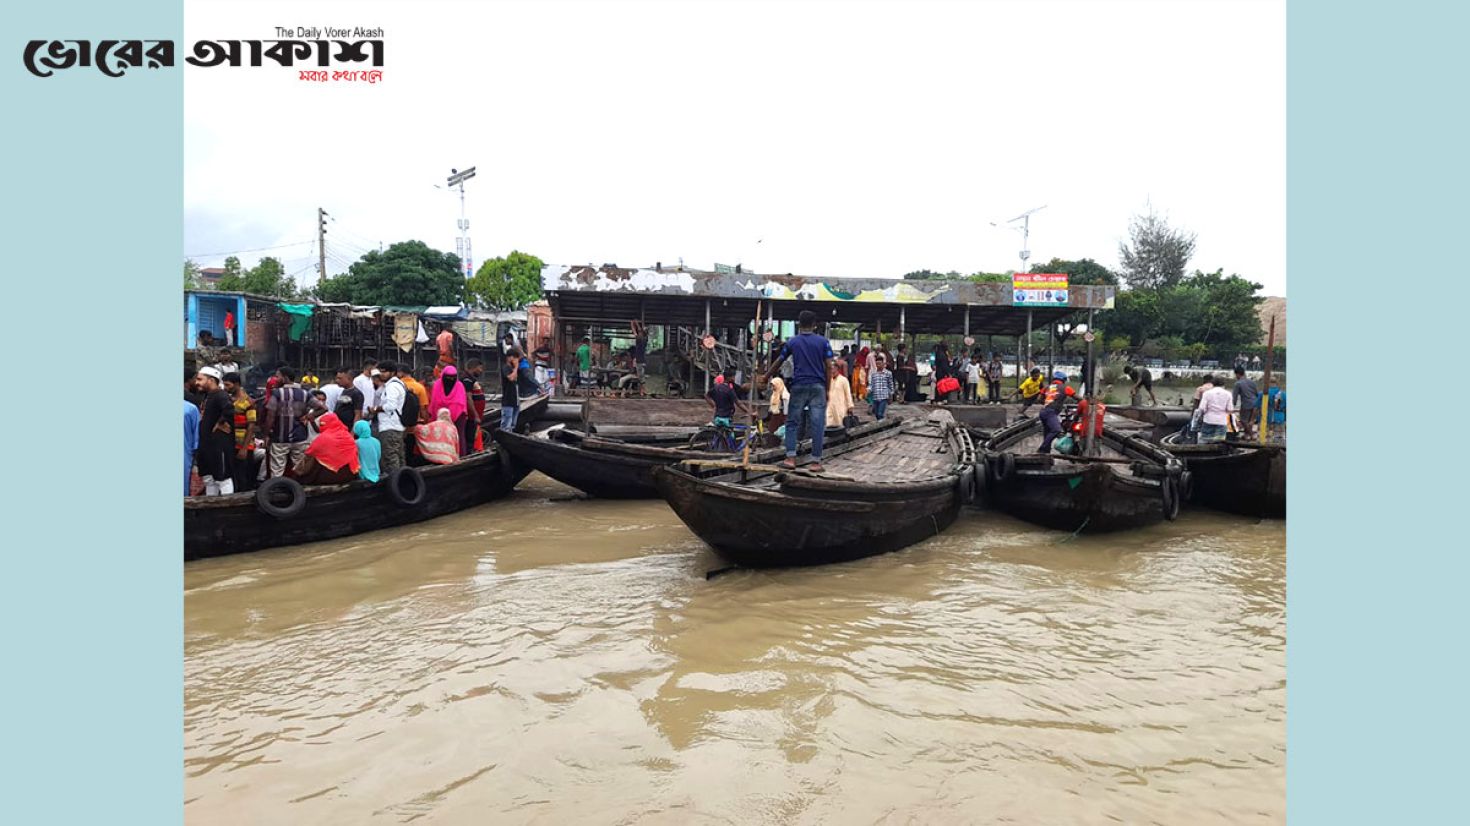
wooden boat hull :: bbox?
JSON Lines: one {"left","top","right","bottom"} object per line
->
{"left": 983, "top": 461, "right": 1168, "bottom": 532}
{"left": 495, "top": 417, "right": 899, "bottom": 500}
{"left": 980, "top": 419, "right": 1182, "bottom": 533}
{"left": 655, "top": 413, "right": 974, "bottom": 568}
{"left": 655, "top": 466, "right": 964, "bottom": 567}
{"left": 184, "top": 448, "right": 530, "bottom": 560}
{"left": 493, "top": 427, "right": 672, "bottom": 499}
{"left": 1161, "top": 436, "right": 1286, "bottom": 518}
{"left": 184, "top": 393, "right": 549, "bottom": 560}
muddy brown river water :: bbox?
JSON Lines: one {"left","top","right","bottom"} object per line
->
{"left": 184, "top": 472, "right": 1285, "bottom": 825}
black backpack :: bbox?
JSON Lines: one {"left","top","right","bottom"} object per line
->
{"left": 397, "top": 379, "right": 421, "bottom": 425}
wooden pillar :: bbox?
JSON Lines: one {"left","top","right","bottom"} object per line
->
{"left": 704, "top": 299, "right": 712, "bottom": 393}
{"left": 963, "top": 305, "right": 970, "bottom": 338}
{"left": 1025, "top": 308, "right": 1033, "bottom": 370}
{"left": 1047, "top": 323, "right": 1055, "bottom": 383}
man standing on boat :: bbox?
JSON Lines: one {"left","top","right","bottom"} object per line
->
{"left": 1232, "top": 365, "right": 1260, "bottom": 440}
{"left": 196, "top": 366, "right": 237, "bottom": 495}
{"left": 374, "top": 360, "right": 408, "bottom": 473}
{"left": 868, "top": 353, "right": 894, "bottom": 421}
{"left": 767, "top": 310, "right": 834, "bottom": 473}
{"left": 1193, "top": 376, "right": 1233, "bottom": 443}
{"left": 354, "top": 359, "right": 378, "bottom": 421}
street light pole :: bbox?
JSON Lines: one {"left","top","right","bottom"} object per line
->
{"left": 446, "top": 166, "right": 477, "bottom": 279}
{"left": 991, "top": 205, "right": 1047, "bottom": 274}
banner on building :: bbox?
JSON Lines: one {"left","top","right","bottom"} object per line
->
{"left": 1012, "top": 273, "right": 1069, "bottom": 307}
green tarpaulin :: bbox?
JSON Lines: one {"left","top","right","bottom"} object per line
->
{"left": 276, "top": 303, "right": 315, "bottom": 341}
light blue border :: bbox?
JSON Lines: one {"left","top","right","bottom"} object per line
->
{"left": 1, "top": 1, "right": 181, "bottom": 822}
{"left": 1289, "top": 0, "right": 1464, "bottom": 822}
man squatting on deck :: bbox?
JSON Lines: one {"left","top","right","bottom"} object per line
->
{"left": 765, "top": 310, "right": 836, "bottom": 474}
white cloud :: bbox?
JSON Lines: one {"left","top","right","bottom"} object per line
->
{"left": 185, "top": 0, "right": 1285, "bottom": 294}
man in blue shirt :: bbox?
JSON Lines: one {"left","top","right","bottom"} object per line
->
{"left": 184, "top": 368, "right": 200, "bottom": 496}
{"left": 766, "top": 310, "right": 835, "bottom": 472}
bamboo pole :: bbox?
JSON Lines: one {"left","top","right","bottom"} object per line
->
{"left": 744, "top": 300, "right": 762, "bottom": 466}
{"left": 1259, "top": 315, "right": 1276, "bottom": 444}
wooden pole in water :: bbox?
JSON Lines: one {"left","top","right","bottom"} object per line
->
{"left": 1260, "top": 314, "right": 1276, "bottom": 444}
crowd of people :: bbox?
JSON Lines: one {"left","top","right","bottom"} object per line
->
{"left": 184, "top": 344, "right": 541, "bottom": 497}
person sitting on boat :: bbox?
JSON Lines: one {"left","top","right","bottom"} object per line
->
{"left": 767, "top": 309, "right": 835, "bottom": 474}
{"left": 291, "top": 412, "right": 361, "bottom": 485}
{"left": 1038, "top": 370, "right": 1076, "bottom": 454}
{"left": 826, "top": 360, "right": 855, "bottom": 429}
{"left": 416, "top": 409, "right": 461, "bottom": 465}
{"left": 1193, "top": 377, "right": 1234, "bottom": 443}
{"left": 353, "top": 420, "right": 381, "bottom": 483}
{"left": 706, "top": 369, "right": 740, "bottom": 429}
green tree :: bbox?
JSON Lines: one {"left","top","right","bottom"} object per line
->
{"left": 1029, "top": 257, "right": 1119, "bottom": 286}
{"left": 1096, "top": 289, "right": 1161, "bottom": 347}
{"left": 184, "top": 258, "right": 201, "bottom": 289}
{"left": 313, "top": 241, "right": 464, "bottom": 306}
{"left": 466, "top": 250, "right": 545, "bottom": 310}
{"left": 1173, "top": 269, "right": 1264, "bottom": 351}
{"left": 1118, "top": 208, "right": 1196, "bottom": 290}
{"left": 217, "top": 256, "right": 297, "bottom": 298}
{"left": 903, "top": 269, "right": 962, "bottom": 280}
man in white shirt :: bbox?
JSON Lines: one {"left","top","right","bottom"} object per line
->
{"left": 1192, "top": 375, "right": 1234, "bottom": 443}
{"left": 354, "top": 359, "right": 378, "bottom": 419}
{"left": 374, "top": 359, "right": 407, "bottom": 473}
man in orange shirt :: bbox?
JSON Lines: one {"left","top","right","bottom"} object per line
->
{"left": 436, "top": 328, "right": 456, "bottom": 366}
{"left": 400, "top": 369, "right": 431, "bottom": 423}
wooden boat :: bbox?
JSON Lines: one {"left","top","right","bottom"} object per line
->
{"left": 653, "top": 412, "right": 975, "bottom": 568}
{"left": 184, "top": 393, "right": 549, "bottom": 560}
{"left": 493, "top": 418, "right": 889, "bottom": 500}
{"left": 979, "top": 417, "right": 1186, "bottom": 533}
{"left": 1159, "top": 433, "right": 1285, "bottom": 518}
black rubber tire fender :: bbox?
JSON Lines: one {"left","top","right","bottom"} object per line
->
{"left": 988, "top": 452, "right": 1016, "bottom": 484}
{"left": 255, "top": 476, "right": 307, "bottom": 519}
{"left": 1179, "top": 470, "right": 1194, "bottom": 502}
{"left": 971, "top": 462, "right": 987, "bottom": 502}
{"left": 1161, "top": 475, "right": 1181, "bottom": 521}
{"left": 388, "top": 466, "right": 427, "bottom": 508}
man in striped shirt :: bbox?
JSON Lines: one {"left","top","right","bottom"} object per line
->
{"left": 868, "top": 354, "right": 894, "bottom": 421}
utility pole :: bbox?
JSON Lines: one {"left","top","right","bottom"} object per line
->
{"left": 446, "top": 166, "right": 477, "bottom": 278}
{"left": 318, "top": 207, "right": 328, "bottom": 284}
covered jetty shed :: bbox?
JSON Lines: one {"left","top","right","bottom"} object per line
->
{"left": 544, "top": 264, "right": 1114, "bottom": 334}
{"left": 542, "top": 264, "right": 1116, "bottom": 392}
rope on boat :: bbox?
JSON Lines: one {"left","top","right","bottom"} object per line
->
{"left": 1055, "top": 516, "right": 1090, "bottom": 544}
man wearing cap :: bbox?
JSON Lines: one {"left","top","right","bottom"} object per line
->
{"left": 354, "top": 359, "right": 378, "bottom": 420}
{"left": 195, "top": 366, "right": 237, "bottom": 495}
{"left": 1038, "top": 370, "right": 1076, "bottom": 454}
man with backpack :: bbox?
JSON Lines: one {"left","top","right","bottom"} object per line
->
{"left": 374, "top": 360, "right": 411, "bottom": 473}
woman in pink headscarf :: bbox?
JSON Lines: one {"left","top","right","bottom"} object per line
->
{"left": 430, "top": 364, "right": 470, "bottom": 456}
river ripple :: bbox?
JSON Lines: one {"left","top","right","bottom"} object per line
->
{"left": 185, "top": 473, "right": 1285, "bottom": 824}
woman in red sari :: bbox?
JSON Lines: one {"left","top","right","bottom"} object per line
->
{"left": 292, "top": 412, "right": 361, "bottom": 485}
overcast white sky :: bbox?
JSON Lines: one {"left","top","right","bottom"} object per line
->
{"left": 185, "top": 0, "right": 1284, "bottom": 295}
